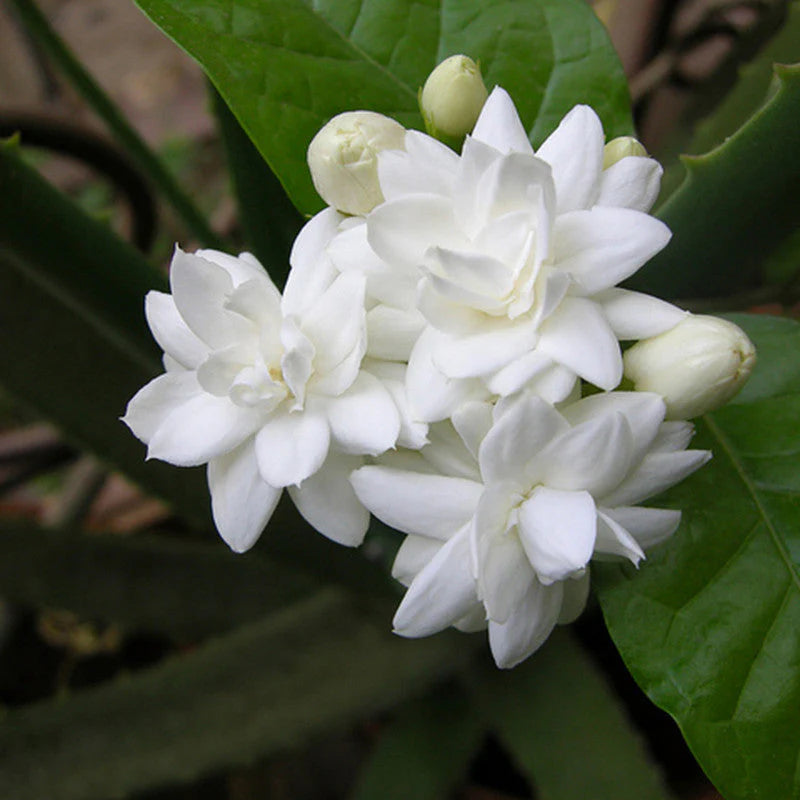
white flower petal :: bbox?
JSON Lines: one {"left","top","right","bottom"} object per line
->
{"left": 122, "top": 370, "right": 199, "bottom": 444}
{"left": 254, "top": 410, "right": 331, "bottom": 488}
{"left": 366, "top": 361, "right": 428, "bottom": 450}
{"left": 596, "top": 288, "right": 687, "bottom": 340}
{"left": 476, "top": 152, "right": 554, "bottom": 230}
{"left": 423, "top": 422, "right": 482, "bottom": 482}
{"left": 195, "top": 248, "right": 267, "bottom": 287}
{"left": 488, "top": 579, "right": 563, "bottom": 668}
{"left": 536, "top": 105, "right": 604, "bottom": 213}
{"left": 196, "top": 345, "right": 252, "bottom": 396}
{"left": 426, "top": 246, "right": 514, "bottom": 298}
{"left": 393, "top": 525, "right": 477, "bottom": 637}
{"left": 558, "top": 571, "right": 591, "bottom": 624}
{"left": 282, "top": 208, "right": 342, "bottom": 315}
{"left": 406, "top": 328, "right": 485, "bottom": 422}
{"left": 471, "top": 87, "right": 533, "bottom": 155}
{"left": 417, "top": 277, "right": 497, "bottom": 335}
{"left": 534, "top": 411, "right": 634, "bottom": 497}
{"left": 368, "top": 194, "right": 467, "bottom": 271}
{"left": 366, "top": 305, "right": 425, "bottom": 361}
{"left": 537, "top": 297, "right": 622, "bottom": 390}
{"left": 301, "top": 272, "right": 366, "bottom": 380}
{"left": 476, "top": 525, "right": 534, "bottom": 624}
{"left": 350, "top": 466, "right": 482, "bottom": 539}
{"left": 479, "top": 394, "right": 568, "bottom": 485}
{"left": 147, "top": 392, "right": 261, "bottom": 467}
{"left": 561, "top": 391, "right": 666, "bottom": 466}
{"left": 392, "top": 534, "right": 443, "bottom": 586}
{"left": 602, "top": 505, "right": 682, "bottom": 549}
{"left": 280, "top": 317, "right": 315, "bottom": 407}
{"left": 145, "top": 291, "right": 207, "bottom": 369}
{"left": 453, "top": 136, "right": 504, "bottom": 231}
{"left": 378, "top": 130, "right": 458, "bottom": 199}
{"left": 423, "top": 272, "right": 509, "bottom": 316}
{"left": 652, "top": 421, "right": 695, "bottom": 453}
{"left": 169, "top": 248, "right": 252, "bottom": 349}
{"left": 288, "top": 453, "right": 369, "bottom": 546}
{"left": 473, "top": 209, "right": 540, "bottom": 266}
{"left": 432, "top": 322, "right": 538, "bottom": 379}
{"left": 454, "top": 605, "right": 489, "bottom": 633}
{"left": 594, "top": 509, "right": 645, "bottom": 565}
{"left": 207, "top": 440, "right": 282, "bottom": 553}
{"left": 486, "top": 350, "right": 554, "bottom": 396}
{"left": 601, "top": 449, "right": 712, "bottom": 507}
{"left": 451, "top": 400, "right": 493, "bottom": 459}
{"left": 326, "top": 371, "right": 400, "bottom": 455}
{"left": 597, "top": 156, "right": 662, "bottom": 212}
{"left": 553, "top": 208, "right": 672, "bottom": 294}
{"left": 226, "top": 276, "right": 282, "bottom": 331}
{"left": 525, "top": 363, "right": 578, "bottom": 404}
{"left": 518, "top": 487, "right": 596, "bottom": 583}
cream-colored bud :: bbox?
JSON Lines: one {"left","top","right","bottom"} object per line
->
{"left": 623, "top": 315, "right": 756, "bottom": 419}
{"left": 307, "top": 111, "right": 406, "bottom": 215}
{"left": 421, "top": 55, "right": 488, "bottom": 138}
{"left": 603, "top": 136, "right": 648, "bottom": 169}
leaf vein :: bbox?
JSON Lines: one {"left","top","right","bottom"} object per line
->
{"left": 729, "top": 581, "right": 794, "bottom": 721}
{"left": 298, "top": 0, "right": 418, "bottom": 100}
{"left": 704, "top": 414, "right": 800, "bottom": 595}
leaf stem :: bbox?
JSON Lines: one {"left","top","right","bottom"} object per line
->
{"left": 9, "top": 0, "right": 226, "bottom": 250}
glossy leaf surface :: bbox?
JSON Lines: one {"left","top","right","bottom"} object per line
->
{"left": 631, "top": 65, "right": 800, "bottom": 300}
{"left": 597, "top": 314, "right": 800, "bottom": 800}
{"left": 134, "top": 0, "right": 632, "bottom": 214}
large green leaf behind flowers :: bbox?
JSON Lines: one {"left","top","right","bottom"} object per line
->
{"left": 134, "top": 0, "right": 632, "bottom": 214}
{"left": 596, "top": 314, "right": 800, "bottom": 800}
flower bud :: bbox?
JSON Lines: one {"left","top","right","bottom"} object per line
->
{"left": 307, "top": 111, "right": 406, "bottom": 215}
{"left": 603, "top": 136, "right": 648, "bottom": 169}
{"left": 623, "top": 315, "right": 756, "bottom": 419}
{"left": 421, "top": 55, "right": 488, "bottom": 138}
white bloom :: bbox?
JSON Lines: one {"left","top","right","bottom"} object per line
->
{"left": 421, "top": 55, "right": 489, "bottom": 138}
{"left": 329, "top": 87, "right": 683, "bottom": 422}
{"left": 307, "top": 111, "right": 407, "bottom": 216}
{"left": 352, "top": 391, "right": 710, "bottom": 668}
{"left": 123, "top": 209, "right": 400, "bottom": 551}
{"left": 623, "top": 314, "right": 756, "bottom": 419}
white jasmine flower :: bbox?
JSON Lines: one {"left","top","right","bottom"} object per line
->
{"left": 351, "top": 391, "right": 710, "bottom": 668}
{"left": 329, "top": 88, "right": 683, "bottom": 422}
{"left": 624, "top": 314, "right": 757, "bottom": 419}
{"left": 123, "top": 209, "right": 400, "bottom": 551}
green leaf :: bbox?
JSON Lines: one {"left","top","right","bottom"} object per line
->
{"left": 351, "top": 684, "right": 483, "bottom": 800}
{"left": 0, "top": 523, "right": 320, "bottom": 639}
{"left": 471, "top": 630, "right": 675, "bottom": 800}
{"left": 629, "top": 65, "right": 800, "bottom": 300}
{"left": 134, "top": 0, "right": 632, "bottom": 215}
{"left": 0, "top": 141, "right": 164, "bottom": 370}
{"left": 596, "top": 314, "right": 800, "bottom": 800}
{"left": 211, "top": 85, "right": 303, "bottom": 288}
{"left": 0, "top": 145, "right": 210, "bottom": 528}
{"left": 0, "top": 590, "right": 472, "bottom": 800}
